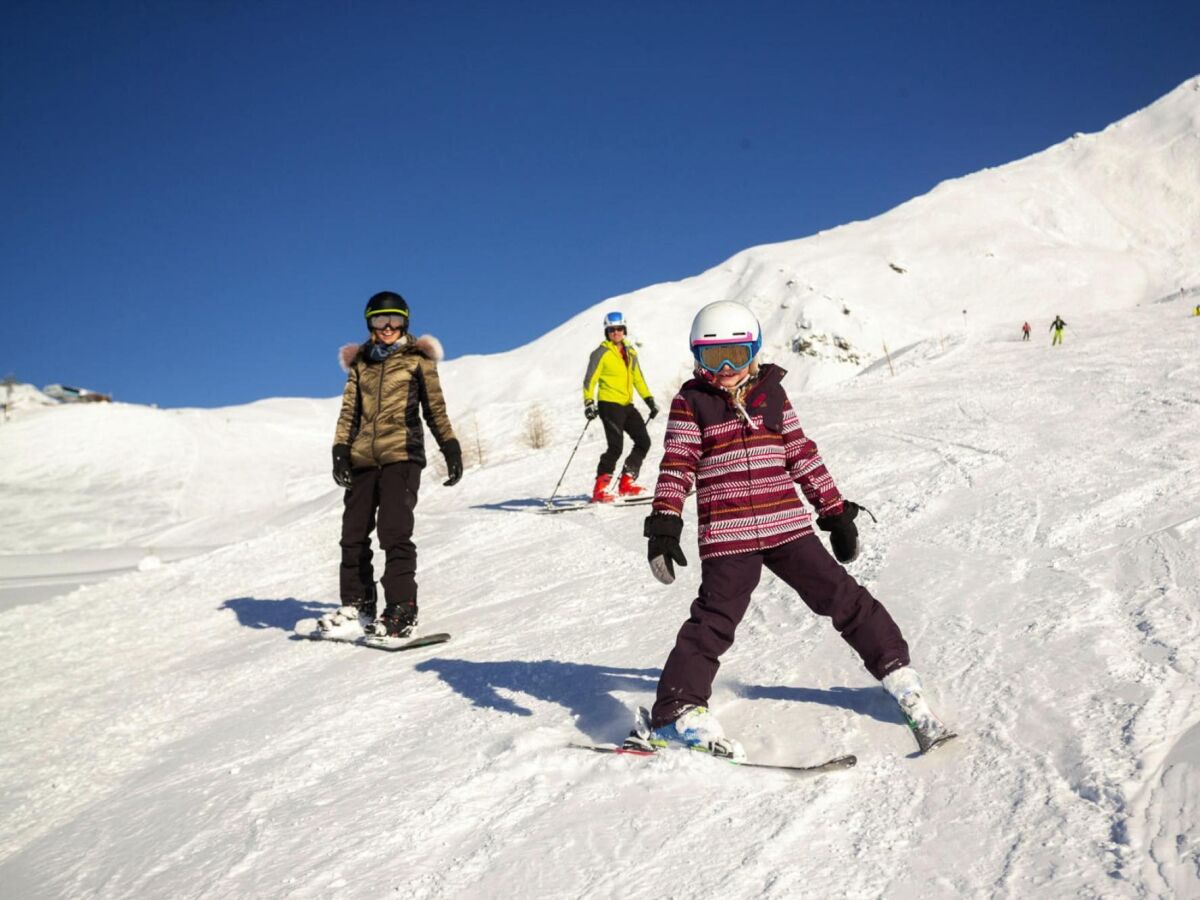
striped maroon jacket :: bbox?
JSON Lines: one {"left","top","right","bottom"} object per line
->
{"left": 651, "top": 364, "right": 845, "bottom": 560}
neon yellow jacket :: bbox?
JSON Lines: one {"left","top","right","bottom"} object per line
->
{"left": 582, "top": 340, "right": 652, "bottom": 406}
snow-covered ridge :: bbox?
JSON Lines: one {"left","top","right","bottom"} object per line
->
{"left": 443, "top": 75, "right": 1200, "bottom": 409}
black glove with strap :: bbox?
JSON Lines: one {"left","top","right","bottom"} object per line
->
{"left": 816, "top": 500, "right": 871, "bottom": 564}
{"left": 332, "top": 444, "right": 354, "bottom": 489}
{"left": 644, "top": 512, "right": 687, "bottom": 585}
{"left": 645, "top": 397, "right": 659, "bottom": 420}
{"left": 584, "top": 400, "right": 599, "bottom": 421}
{"left": 442, "top": 439, "right": 463, "bottom": 487}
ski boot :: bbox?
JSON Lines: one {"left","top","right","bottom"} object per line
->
{"left": 882, "top": 667, "right": 957, "bottom": 754}
{"left": 317, "top": 596, "right": 376, "bottom": 638}
{"left": 591, "top": 473, "right": 614, "bottom": 503}
{"left": 617, "top": 472, "right": 646, "bottom": 497}
{"left": 370, "top": 604, "right": 418, "bottom": 639}
{"left": 624, "top": 705, "right": 746, "bottom": 761}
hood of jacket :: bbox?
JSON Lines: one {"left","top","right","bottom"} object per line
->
{"left": 338, "top": 333, "right": 445, "bottom": 372}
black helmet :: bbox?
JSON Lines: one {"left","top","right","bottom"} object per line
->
{"left": 364, "top": 291, "right": 409, "bottom": 321}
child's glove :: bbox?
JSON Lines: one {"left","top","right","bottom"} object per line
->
{"left": 816, "top": 501, "right": 862, "bottom": 563}
{"left": 644, "top": 513, "right": 687, "bottom": 584}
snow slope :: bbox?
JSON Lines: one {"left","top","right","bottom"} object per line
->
{"left": 443, "top": 77, "right": 1200, "bottom": 415}
{"left": 1, "top": 78, "right": 1199, "bottom": 899}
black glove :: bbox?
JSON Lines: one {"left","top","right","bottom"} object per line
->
{"left": 816, "top": 501, "right": 863, "bottom": 563}
{"left": 644, "top": 513, "right": 687, "bottom": 585}
{"left": 332, "top": 444, "right": 354, "bottom": 489}
{"left": 584, "top": 400, "right": 598, "bottom": 421}
{"left": 646, "top": 397, "right": 659, "bottom": 420}
{"left": 442, "top": 439, "right": 463, "bottom": 487}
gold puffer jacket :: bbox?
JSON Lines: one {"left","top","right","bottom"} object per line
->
{"left": 333, "top": 334, "right": 457, "bottom": 469}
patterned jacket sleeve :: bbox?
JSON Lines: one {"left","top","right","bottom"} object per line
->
{"left": 333, "top": 366, "right": 360, "bottom": 447}
{"left": 782, "top": 399, "right": 844, "bottom": 517}
{"left": 651, "top": 393, "right": 700, "bottom": 518}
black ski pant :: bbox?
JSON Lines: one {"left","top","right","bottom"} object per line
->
{"left": 650, "top": 533, "right": 911, "bottom": 728}
{"left": 596, "top": 401, "right": 651, "bottom": 479}
{"left": 339, "top": 462, "right": 421, "bottom": 614}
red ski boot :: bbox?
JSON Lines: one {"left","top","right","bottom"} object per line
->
{"left": 592, "top": 473, "right": 614, "bottom": 503}
{"left": 618, "top": 473, "right": 646, "bottom": 497}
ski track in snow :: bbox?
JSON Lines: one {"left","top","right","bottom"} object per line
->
{"left": 1, "top": 300, "right": 1199, "bottom": 898}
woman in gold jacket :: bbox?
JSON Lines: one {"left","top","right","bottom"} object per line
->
{"left": 320, "top": 291, "right": 461, "bottom": 640}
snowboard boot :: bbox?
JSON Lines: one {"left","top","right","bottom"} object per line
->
{"left": 617, "top": 472, "right": 646, "bottom": 497}
{"left": 371, "top": 604, "right": 419, "bottom": 639}
{"left": 646, "top": 705, "right": 746, "bottom": 761}
{"left": 592, "top": 473, "right": 614, "bottom": 503}
{"left": 317, "top": 597, "right": 376, "bottom": 639}
{"left": 882, "top": 666, "right": 956, "bottom": 754}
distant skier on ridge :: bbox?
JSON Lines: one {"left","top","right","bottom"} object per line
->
{"left": 625, "top": 300, "right": 953, "bottom": 759}
{"left": 320, "top": 291, "right": 462, "bottom": 641}
{"left": 582, "top": 311, "right": 658, "bottom": 502}
{"left": 1050, "top": 315, "right": 1067, "bottom": 346}
{"left": 1021, "top": 321, "right": 1031, "bottom": 341}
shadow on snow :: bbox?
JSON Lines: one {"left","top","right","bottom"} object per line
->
{"left": 468, "top": 494, "right": 590, "bottom": 513}
{"left": 217, "top": 600, "right": 902, "bottom": 733}
{"left": 414, "top": 657, "right": 660, "bottom": 740}
{"left": 414, "top": 657, "right": 901, "bottom": 740}
{"left": 220, "top": 596, "right": 331, "bottom": 631}
{"left": 731, "top": 680, "right": 900, "bottom": 725}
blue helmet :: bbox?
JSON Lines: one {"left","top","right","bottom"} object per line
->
{"left": 603, "top": 311, "right": 627, "bottom": 332}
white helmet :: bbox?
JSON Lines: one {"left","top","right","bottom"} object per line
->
{"left": 689, "top": 301, "right": 762, "bottom": 372}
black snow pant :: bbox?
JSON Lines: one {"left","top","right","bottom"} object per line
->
{"left": 339, "top": 462, "right": 421, "bottom": 614}
{"left": 650, "top": 533, "right": 911, "bottom": 728}
{"left": 596, "top": 401, "right": 651, "bottom": 479}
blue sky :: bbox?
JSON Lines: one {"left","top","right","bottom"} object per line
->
{"left": 3, "top": 1, "right": 1197, "bottom": 407}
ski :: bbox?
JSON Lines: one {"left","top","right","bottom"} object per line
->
{"left": 307, "top": 631, "right": 451, "bottom": 652}
{"left": 568, "top": 742, "right": 857, "bottom": 776}
{"left": 539, "top": 495, "right": 654, "bottom": 514}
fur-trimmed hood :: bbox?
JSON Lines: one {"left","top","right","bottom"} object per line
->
{"left": 338, "top": 334, "right": 445, "bottom": 372}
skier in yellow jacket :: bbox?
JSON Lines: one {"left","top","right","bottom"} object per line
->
{"left": 582, "top": 311, "right": 658, "bottom": 502}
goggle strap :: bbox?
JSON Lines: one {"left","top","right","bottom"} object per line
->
{"left": 365, "top": 308, "right": 409, "bottom": 319}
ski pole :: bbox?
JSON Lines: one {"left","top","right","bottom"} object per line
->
{"left": 546, "top": 418, "right": 593, "bottom": 507}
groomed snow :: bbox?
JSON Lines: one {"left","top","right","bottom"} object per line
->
{"left": 1, "top": 77, "right": 1198, "bottom": 899}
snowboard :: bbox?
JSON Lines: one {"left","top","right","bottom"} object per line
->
{"left": 568, "top": 742, "right": 857, "bottom": 776}
{"left": 307, "top": 631, "right": 451, "bottom": 652}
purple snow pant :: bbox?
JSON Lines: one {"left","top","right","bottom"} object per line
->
{"left": 650, "top": 533, "right": 911, "bottom": 728}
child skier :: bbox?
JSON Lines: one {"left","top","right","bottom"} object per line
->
{"left": 625, "top": 300, "right": 949, "bottom": 759}
{"left": 582, "top": 311, "right": 659, "bottom": 502}
{"left": 319, "top": 291, "right": 462, "bottom": 640}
